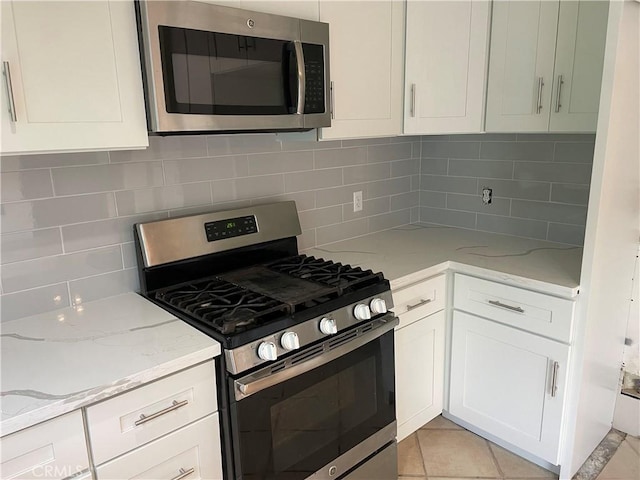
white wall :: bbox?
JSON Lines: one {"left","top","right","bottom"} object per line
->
{"left": 561, "top": 1, "right": 640, "bottom": 477}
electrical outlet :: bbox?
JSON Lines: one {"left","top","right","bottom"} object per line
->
{"left": 353, "top": 191, "right": 363, "bottom": 212}
{"left": 482, "top": 188, "right": 493, "bottom": 205}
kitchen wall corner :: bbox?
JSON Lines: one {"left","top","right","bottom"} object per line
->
{"left": 419, "top": 133, "right": 595, "bottom": 246}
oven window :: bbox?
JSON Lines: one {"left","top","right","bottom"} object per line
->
{"left": 158, "top": 26, "right": 296, "bottom": 115}
{"left": 232, "top": 330, "right": 395, "bottom": 480}
{"left": 270, "top": 356, "right": 377, "bottom": 472}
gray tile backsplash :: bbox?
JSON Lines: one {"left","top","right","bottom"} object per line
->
{"left": 0, "top": 132, "right": 594, "bottom": 321}
{"left": 0, "top": 134, "right": 418, "bottom": 321}
{"left": 419, "top": 133, "right": 594, "bottom": 245}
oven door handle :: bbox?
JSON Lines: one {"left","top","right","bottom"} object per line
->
{"left": 234, "top": 314, "right": 398, "bottom": 401}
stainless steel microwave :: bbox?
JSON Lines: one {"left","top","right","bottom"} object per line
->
{"left": 135, "top": 1, "right": 331, "bottom": 134}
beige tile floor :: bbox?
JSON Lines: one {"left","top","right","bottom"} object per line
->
{"left": 398, "top": 416, "right": 640, "bottom": 480}
{"left": 597, "top": 434, "right": 640, "bottom": 480}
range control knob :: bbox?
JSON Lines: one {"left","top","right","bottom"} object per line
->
{"left": 280, "top": 332, "right": 300, "bottom": 351}
{"left": 370, "top": 298, "right": 388, "bottom": 315}
{"left": 257, "top": 341, "right": 278, "bottom": 361}
{"left": 353, "top": 304, "right": 372, "bottom": 321}
{"left": 319, "top": 317, "right": 338, "bottom": 335}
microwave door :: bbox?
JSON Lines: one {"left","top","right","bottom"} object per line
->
{"left": 154, "top": 26, "right": 304, "bottom": 131}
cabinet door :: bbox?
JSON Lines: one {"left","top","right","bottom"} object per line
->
{"left": 0, "top": 1, "right": 147, "bottom": 155}
{"left": 395, "top": 310, "right": 445, "bottom": 441}
{"left": 318, "top": 0, "right": 404, "bottom": 139}
{"left": 404, "top": 1, "right": 490, "bottom": 134}
{"left": 549, "top": 1, "right": 609, "bottom": 132}
{"left": 485, "top": 1, "right": 560, "bottom": 132}
{"left": 0, "top": 411, "right": 89, "bottom": 480}
{"left": 449, "top": 311, "right": 569, "bottom": 464}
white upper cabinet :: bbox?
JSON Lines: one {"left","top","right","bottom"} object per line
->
{"left": 318, "top": 0, "right": 404, "bottom": 140}
{"left": 486, "top": 0, "right": 609, "bottom": 133}
{"left": 485, "top": 1, "right": 560, "bottom": 132}
{"left": 206, "top": 0, "right": 320, "bottom": 20}
{"left": 404, "top": 1, "right": 491, "bottom": 134}
{"left": 549, "top": 1, "right": 609, "bottom": 132}
{"left": 0, "top": 1, "right": 148, "bottom": 155}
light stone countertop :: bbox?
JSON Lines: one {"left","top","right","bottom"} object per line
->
{"left": 0, "top": 293, "right": 220, "bottom": 437}
{"left": 305, "top": 225, "right": 582, "bottom": 297}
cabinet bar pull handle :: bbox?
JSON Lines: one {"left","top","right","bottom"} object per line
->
{"left": 134, "top": 399, "right": 189, "bottom": 426}
{"left": 536, "top": 76, "right": 544, "bottom": 114}
{"left": 487, "top": 300, "right": 524, "bottom": 313}
{"left": 330, "top": 81, "right": 335, "bottom": 119}
{"left": 551, "top": 361, "right": 560, "bottom": 397}
{"left": 406, "top": 298, "right": 432, "bottom": 311}
{"left": 170, "top": 467, "right": 195, "bottom": 480}
{"left": 2, "top": 61, "right": 17, "bottom": 122}
{"left": 410, "top": 83, "right": 416, "bottom": 117}
{"left": 554, "top": 74, "right": 564, "bottom": 113}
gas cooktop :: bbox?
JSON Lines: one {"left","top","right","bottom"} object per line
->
{"left": 134, "top": 202, "right": 393, "bottom": 374}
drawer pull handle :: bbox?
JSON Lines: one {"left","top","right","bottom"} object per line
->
{"left": 135, "top": 399, "right": 189, "bottom": 426}
{"left": 487, "top": 300, "right": 524, "bottom": 313}
{"left": 406, "top": 298, "right": 432, "bottom": 311}
{"left": 551, "top": 361, "right": 559, "bottom": 398}
{"left": 171, "top": 467, "right": 195, "bottom": 480}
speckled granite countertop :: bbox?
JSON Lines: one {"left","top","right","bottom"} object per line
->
{"left": 305, "top": 224, "right": 582, "bottom": 297}
{"left": 0, "top": 293, "right": 220, "bottom": 437}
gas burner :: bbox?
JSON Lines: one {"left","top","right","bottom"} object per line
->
{"left": 267, "top": 255, "right": 383, "bottom": 294}
{"left": 156, "top": 279, "right": 290, "bottom": 335}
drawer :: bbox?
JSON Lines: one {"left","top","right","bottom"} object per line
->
{"left": 87, "top": 361, "right": 217, "bottom": 465}
{"left": 95, "top": 413, "right": 223, "bottom": 480}
{"left": 393, "top": 274, "right": 446, "bottom": 328}
{"left": 1, "top": 411, "right": 89, "bottom": 480}
{"left": 453, "top": 274, "right": 575, "bottom": 343}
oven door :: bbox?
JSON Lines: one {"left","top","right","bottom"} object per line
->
{"left": 230, "top": 315, "right": 397, "bottom": 480}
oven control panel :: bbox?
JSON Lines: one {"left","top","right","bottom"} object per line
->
{"left": 225, "top": 290, "right": 395, "bottom": 374}
{"left": 205, "top": 215, "right": 257, "bottom": 242}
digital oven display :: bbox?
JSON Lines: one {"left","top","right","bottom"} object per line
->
{"left": 205, "top": 215, "right": 258, "bottom": 242}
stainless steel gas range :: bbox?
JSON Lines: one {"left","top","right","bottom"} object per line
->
{"left": 134, "top": 202, "right": 398, "bottom": 480}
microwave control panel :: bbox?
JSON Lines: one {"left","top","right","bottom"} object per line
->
{"left": 303, "top": 44, "right": 325, "bottom": 114}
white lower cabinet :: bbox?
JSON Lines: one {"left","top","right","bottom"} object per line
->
{"left": 449, "top": 311, "right": 569, "bottom": 464}
{"left": 86, "top": 362, "right": 217, "bottom": 465}
{"left": 0, "top": 411, "right": 90, "bottom": 480}
{"left": 95, "top": 414, "right": 223, "bottom": 480}
{"left": 395, "top": 309, "right": 445, "bottom": 441}
{"left": 86, "top": 361, "right": 222, "bottom": 479}
{"left": 393, "top": 274, "right": 446, "bottom": 441}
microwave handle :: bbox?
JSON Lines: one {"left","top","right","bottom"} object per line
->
{"left": 293, "top": 41, "right": 306, "bottom": 114}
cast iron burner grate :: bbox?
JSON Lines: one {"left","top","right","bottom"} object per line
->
{"left": 266, "top": 255, "right": 383, "bottom": 295}
{"left": 154, "top": 278, "right": 290, "bottom": 335}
